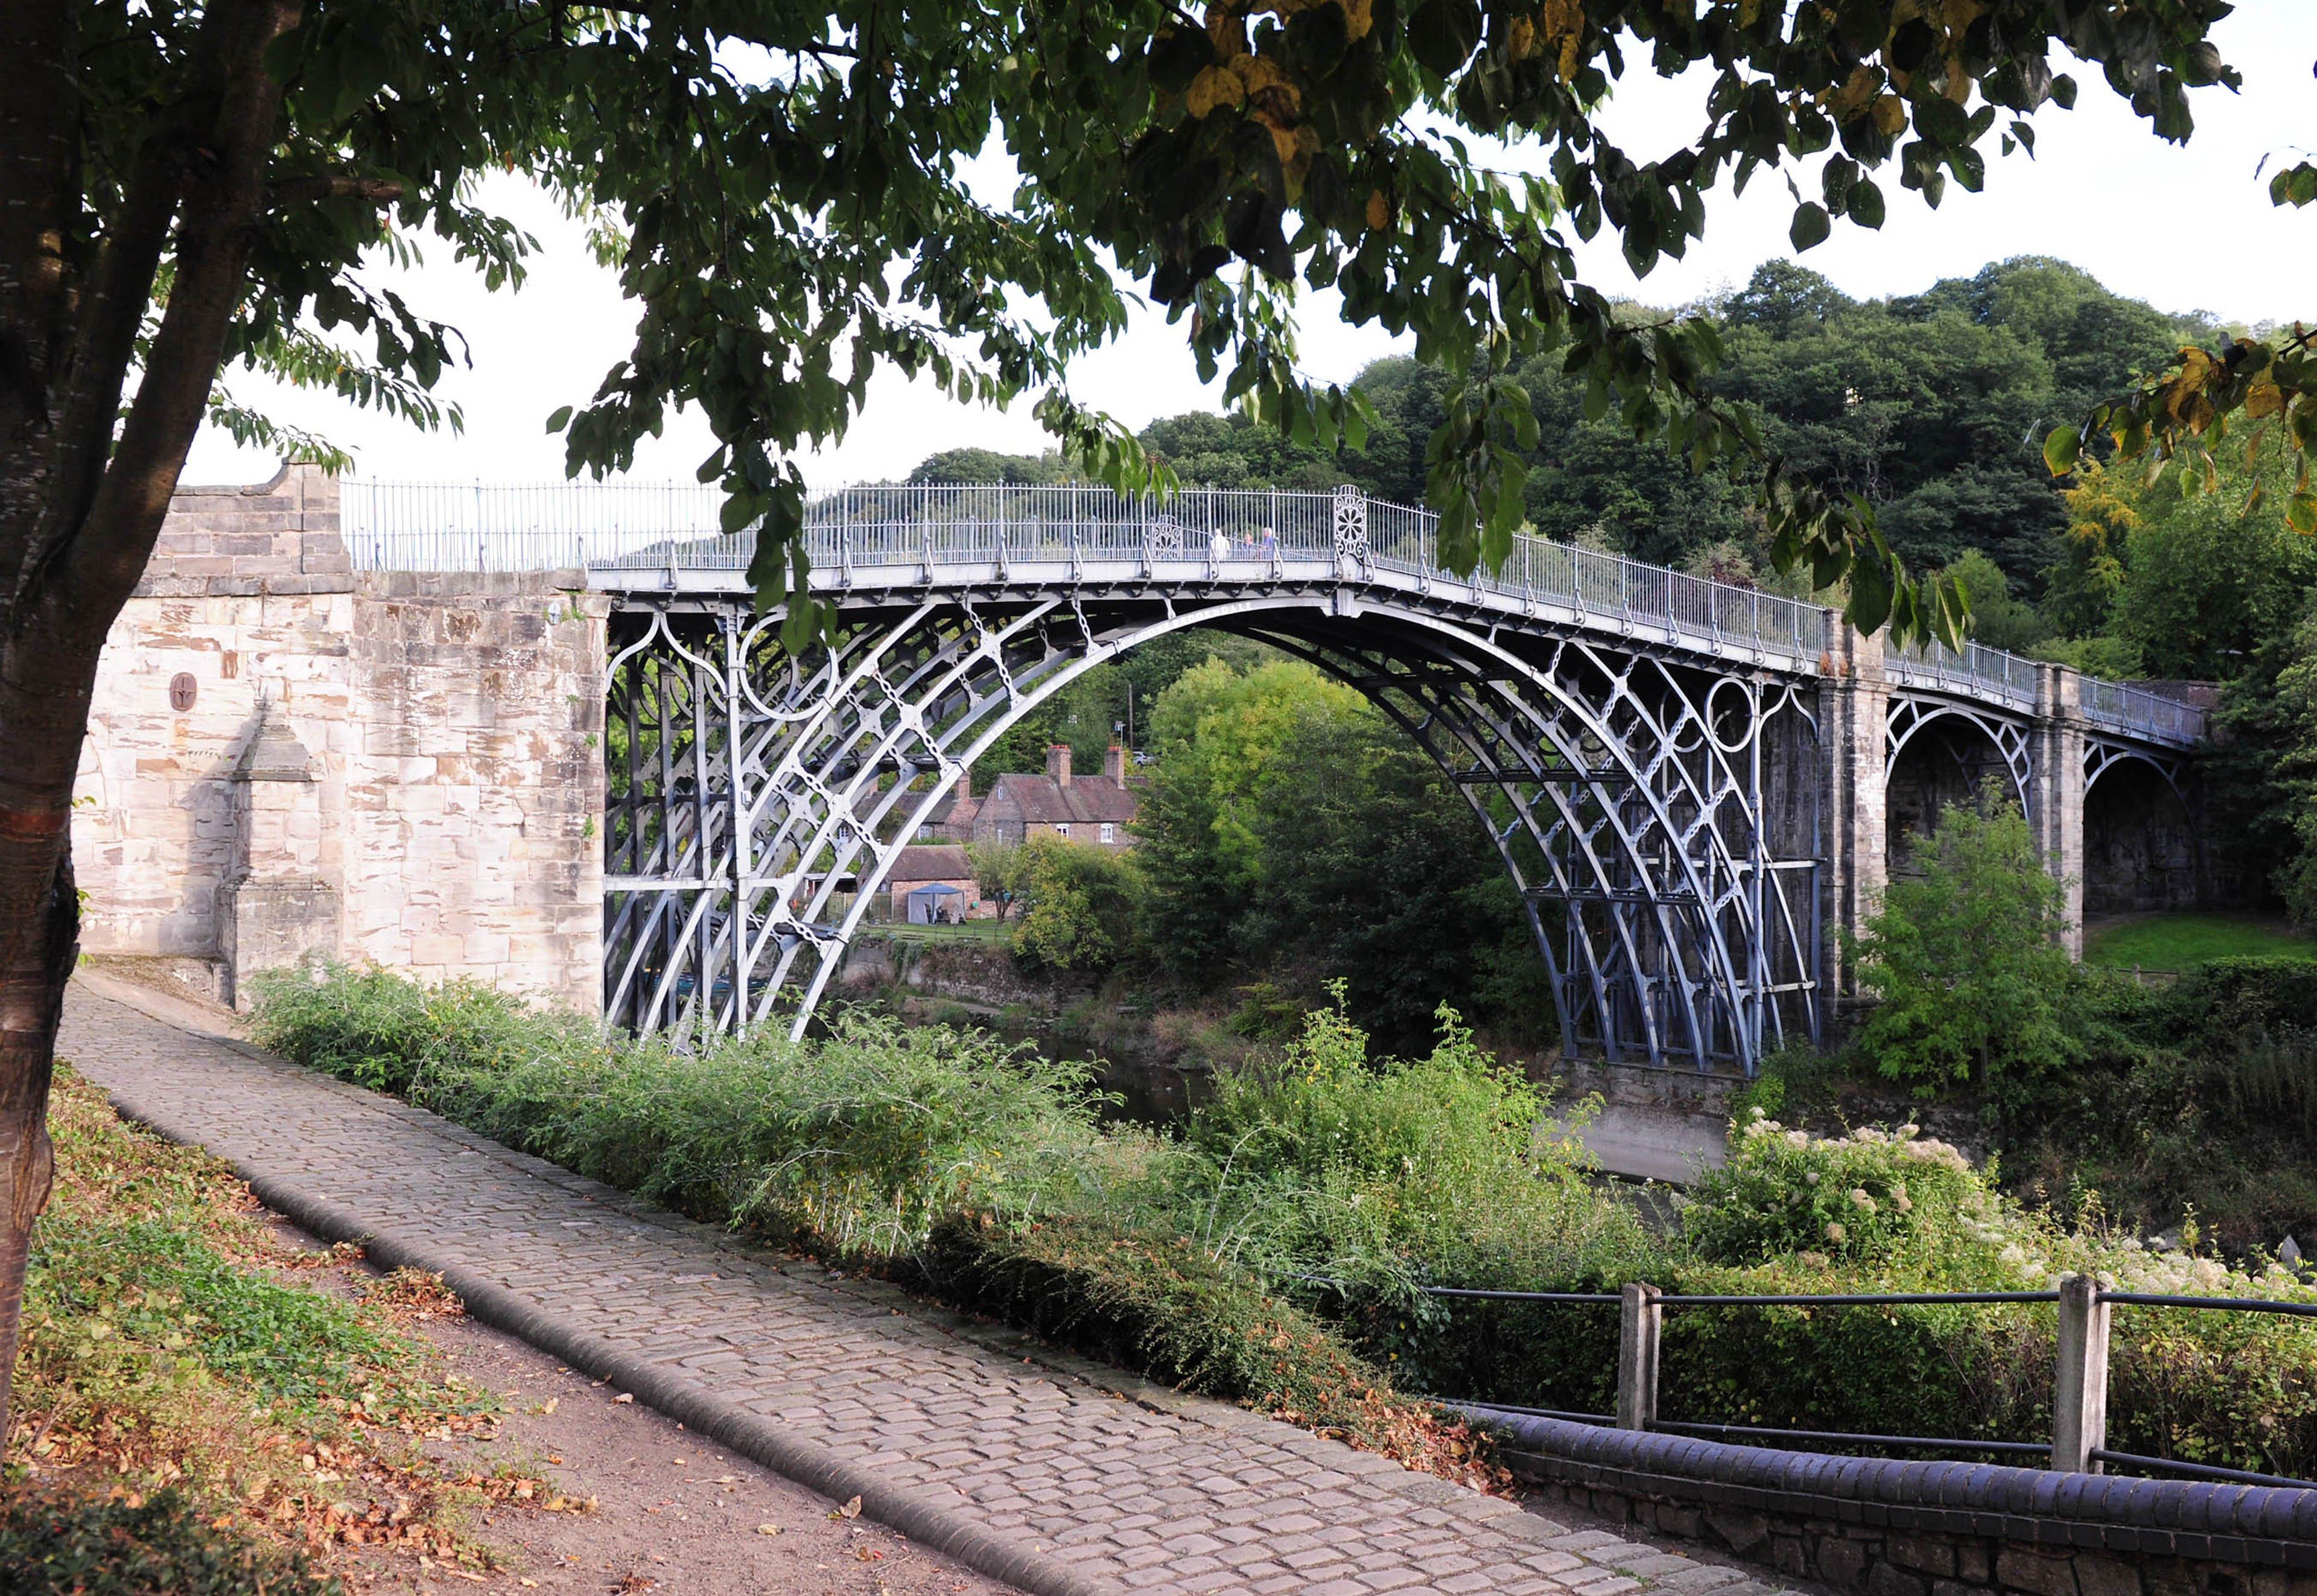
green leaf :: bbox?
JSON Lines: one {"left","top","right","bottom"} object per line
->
{"left": 1847, "top": 179, "right": 1886, "bottom": 229}
{"left": 1788, "top": 202, "right": 1830, "bottom": 252}
{"left": 545, "top": 405, "right": 573, "bottom": 434}
{"left": 2289, "top": 492, "right": 2317, "bottom": 536}
{"left": 2042, "top": 425, "right": 2082, "bottom": 477}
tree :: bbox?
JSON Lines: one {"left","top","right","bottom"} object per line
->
{"left": 1846, "top": 790, "right": 2078, "bottom": 1093}
{"left": 0, "top": 0, "right": 2264, "bottom": 1438}
{"left": 1008, "top": 838, "right": 1146, "bottom": 973}
{"left": 1137, "top": 658, "right": 1364, "bottom": 969}
{"left": 1247, "top": 710, "right": 1549, "bottom": 1051}
{"left": 965, "top": 842, "right": 1029, "bottom": 923}
{"left": 1937, "top": 550, "right": 2048, "bottom": 654}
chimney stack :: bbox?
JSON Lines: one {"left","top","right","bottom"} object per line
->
{"left": 1046, "top": 743, "right": 1073, "bottom": 787}
{"left": 954, "top": 769, "right": 971, "bottom": 802}
{"left": 1104, "top": 745, "right": 1127, "bottom": 786}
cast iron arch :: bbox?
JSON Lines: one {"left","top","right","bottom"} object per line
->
{"left": 601, "top": 591, "right": 1823, "bottom": 1070}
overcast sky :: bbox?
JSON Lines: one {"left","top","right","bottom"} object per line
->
{"left": 184, "top": 4, "right": 2317, "bottom": 492}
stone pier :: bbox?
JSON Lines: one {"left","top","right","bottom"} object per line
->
{"left": 72, "top": 464, "right": 608, "bottom": 1009}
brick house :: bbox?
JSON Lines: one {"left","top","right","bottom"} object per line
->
{"left": 884, "top": 844, "right": 983, "bottom": 922}
{"left": 921, "top": 744, "right": 1138, "bottom": 850}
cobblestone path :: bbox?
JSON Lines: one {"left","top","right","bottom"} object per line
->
{"left": 60, "top": 985, "right": 1796, "bottom": 1596}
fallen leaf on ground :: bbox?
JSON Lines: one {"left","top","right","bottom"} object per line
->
{"left": 612, "top": 1393, "right": 634, "bottom": 1405}
{"left": 757, "top": 1524, "right": 781, "bottom": 1536}
{"left": 834, "top": 1495, "right": 863, "bottom": 1520}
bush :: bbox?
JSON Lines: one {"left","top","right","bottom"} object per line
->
{"left": 0, "top": 1490, "right": 340, "bottom": 1596}
{"left": 254, "top": 970, "right": 1106, "bottom": 1256}
{"left": 252, "top": 967, "right": 1521, "bottom": 1480}
{"left": 1848, "top": 790, "right": 2080, "bottom": 1090}
{"left": 253, "top": 967, "right": 2317, "bottom": 1480}
{"left": 1008, "top": 837, "right": 1145, "bottom": 973}
{"left": 1685, "top": 1116, "right": 1980, "bottom": 1268}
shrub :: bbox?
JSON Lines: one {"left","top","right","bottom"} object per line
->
{"left": 1008, "top": 837, "right": 1145, "bottom": 973}
{"left": 1685, "top": 1114, "right": 1980, "bottom": 1268}
{"left": 0, "top": 1490, "right": 340, "bottom": 1596}
{"left": 252, "top": 967, "right": 2317, "bottom": 1481}
{"left": 1848, "top": 790, "right": 2080, "bottom": 1090}
{"left": 255, "top": 969, "right": 1107, "bottom": 1256}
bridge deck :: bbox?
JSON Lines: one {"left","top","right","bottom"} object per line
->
{"left": 341, "top": 479, "right": 2204, "bottom": 751}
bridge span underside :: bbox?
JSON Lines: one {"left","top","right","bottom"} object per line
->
{"left": 602, "top": 588, "right": 1825, "bottom": 1072}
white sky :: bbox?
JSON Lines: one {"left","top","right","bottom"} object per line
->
{"left": 184, "top": 4, "right": 2317, "bottom": 492}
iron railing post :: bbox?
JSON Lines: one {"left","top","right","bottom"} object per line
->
{"left": 2052, "top": 1273, "right": 2111, "bottom": 1473}
{"left": 1616, "top": 1282, "right": 1663, "bottom": 1430}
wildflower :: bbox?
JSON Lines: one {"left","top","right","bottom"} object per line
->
{"left": 1804, "top": 1171, "right": 1820, "bottom": 1186}
{"left": 1893, "top": 1195, "right": 1913, "bottom": 1213}
{"left": 1798, "top": 1251, "right": 1831, "bottom": 1270}
{"left": 1825, "top": 1221, "right": 1848, "bottom": 1244}
{"left": 1848, "top": 1187, "right": 1875, "bottom": 1210}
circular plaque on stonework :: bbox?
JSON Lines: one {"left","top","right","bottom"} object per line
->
{"left": 169, "top": 673, "right": 197, "bottom": 711}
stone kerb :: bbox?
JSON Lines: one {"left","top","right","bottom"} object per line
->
{"left": 1470, "top": 1409, "right": 2317, "bottom": 1595}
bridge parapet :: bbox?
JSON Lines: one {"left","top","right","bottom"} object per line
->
{"left": 343, "top": 478, "right": 2207, "bottom": 750}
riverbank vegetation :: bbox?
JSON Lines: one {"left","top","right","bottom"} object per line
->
{"left": 4, "top": 1069, "right": 571, "bottom": 1592}
{"left": 255, "top": 966, "right": 2317, "bottom": 1483}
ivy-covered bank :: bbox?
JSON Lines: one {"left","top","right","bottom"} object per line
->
{"left": 253, "top": 968, "right": 2317, "bottom": 1482}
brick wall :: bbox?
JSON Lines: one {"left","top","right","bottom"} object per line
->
{"left": 72, "top": 465, "right": 607, "bottom": 1011}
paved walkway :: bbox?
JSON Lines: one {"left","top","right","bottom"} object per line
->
{"left": 59, "top": 983, "right": 1796, "bottom": 1596}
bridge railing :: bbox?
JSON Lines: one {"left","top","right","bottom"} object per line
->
{"left": 1302, "top": 1273, "right": 2317, "bottom": 1487}
{"left": 1886, "top": 637, "right": 2041, "bottom": 710}
{"left": 2082, "top": 676, "right": 2207, "bottom": 745}
{"left": 339, "top": 478, "right": 2203, "bottom": 744}
{"left": 343, "top": 478, "right": 1835, "bottom": 666}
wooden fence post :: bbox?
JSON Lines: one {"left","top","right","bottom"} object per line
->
{"left": 1617, "top": 1282, "right": 1663, "bottom": 1431}
{"left": 2052, "top": 1273, "right": 2111, "bottom": 1473}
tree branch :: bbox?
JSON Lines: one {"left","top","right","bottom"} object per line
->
{"left": 265, "top": 175, "right": 406, "bottom": 209}
{"left": 40, "top": 0, "right": 305, "bottom": 626}
{"left": 16, "top": 103, "right": 203, "bottom": 608}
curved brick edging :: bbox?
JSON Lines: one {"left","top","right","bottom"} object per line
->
{"left": 1460, "top": 1405, "right": 2317, "bottom": 1592}
{"left": 103, "top": 1083, "right": 1124, "bottom": 1596}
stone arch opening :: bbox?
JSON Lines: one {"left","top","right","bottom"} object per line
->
{"left": 1884, "top": 704, "right": 2027, "bottom": 874}
{"left": 2082, "top": 755, "right": 2198, "bottom": 915}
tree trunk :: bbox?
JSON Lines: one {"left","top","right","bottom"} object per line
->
{"left": 0, "top": 0, "right": 304, "bottom": 1443}
{"left": 0, "top": 846, "right": 75, "bottom": 1445}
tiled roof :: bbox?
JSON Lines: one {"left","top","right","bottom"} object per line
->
{"left": 982, "top": 773, "right": 1139, "bottom": 826}
{"left": 889, "top": 844, "right": 973, "bottom": 882}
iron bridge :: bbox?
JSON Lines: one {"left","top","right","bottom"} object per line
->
{"left": 343, "top": 480, "right": 2209, "bottom": 1074}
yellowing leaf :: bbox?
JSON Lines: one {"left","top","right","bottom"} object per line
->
{"left": 1337, "top": 0, "right": 1373, "bottom": 40}
{"left": 1365, "top": 189, "right": 1390, "bottom": 230}
{"left": 1186, "top": 65, "right": 1244, "bottom": 118}
{"left": 1827, "top": 65, "right": 1881, "bottom": 121}
{"left": 2248, "top": 378, "right": 2286, "bottom": 420}
{"left": 1871, "top": 95, "right": 1907, "bottom": 136}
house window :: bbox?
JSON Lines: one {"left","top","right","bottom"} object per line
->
{"left": 916, "top": 823, "right": 932, "bottom": 840}
{"left": 1053, "top": 823, "right": 1070, "bottom": 838}
{"left": 1100, "top": 824, "right": 1116, "bottom": 844}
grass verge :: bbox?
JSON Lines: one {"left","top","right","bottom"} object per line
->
{"left": 6, "top": 1066, "right": 589, "bottom": 1591}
